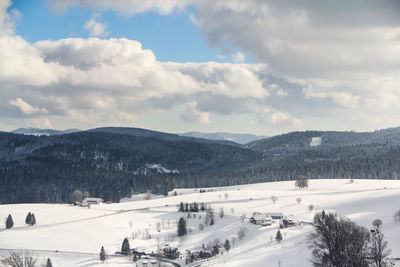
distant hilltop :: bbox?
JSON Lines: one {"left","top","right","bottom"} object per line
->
{"left": 11, "top": 127, "right": 80, "bottom": 136}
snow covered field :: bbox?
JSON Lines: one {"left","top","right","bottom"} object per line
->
{"left": 0, "top": 179, "right": 400, "bottom": 267}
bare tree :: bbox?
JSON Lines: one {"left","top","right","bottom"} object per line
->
{"left": 145, "top": 190, "right": 152, "bottom": 200}
{"left": 270, "top": 195, "right": 278, "bottom": 203}
{"left": 369, "top": 232, "right": 391, "bottom": 267}
{"left": 224, "top": 193, "right": 229, "bottom": 199}
{"left": 237, "top": 227, "right": 247, "bottom": 241}
{"left": 296, "top": 197, "right": 302, "bottom": 204}
{"left": 219, "top": 207, "right": 224, "bottom": 218}
{"left": 1, "top": 251, "right": 37, "bottom": 267}
{"left": 372, "top": 219, "right": 383, "bottom": 229}
{"left": 308, "top": 204, "right": 314, "bottom": 213}
{"left": 295, "top": 176, "right": 309, "bottom": 189}
{"left": 156, "top": 222, "right": 161, "bottom": 232}
{"left": 71, "top": 189, "right": 83, "bottom": 203}
{"left": 393, "top": 210, "right": 400, "bottom": 223}
{"left": 308, "top": 211, "right": 371, "bottom": 267}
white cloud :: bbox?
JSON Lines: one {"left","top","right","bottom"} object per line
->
{"left": 258, "top": 106, "right": 301, "bottom": 127}
{"left": 232, "top": 52, "right": 245, "bottom": 63}
{"left": 84, "top": 13, "right": 109, "bottom": 37}
{"left": 180, "top": 101, "right": 210, "bottom": 124}
{"left": 9, "top": 98, "right": 48, "bottom": 115}
{"left": 2, "top": 0, "right": 400, "bottom": 133}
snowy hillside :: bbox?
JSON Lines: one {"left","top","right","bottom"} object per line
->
{"left": 0, "top": 179, "right": 399, "bottom": 267}
{"left": 309, "top": 137, "right": 322, "bottom": 146}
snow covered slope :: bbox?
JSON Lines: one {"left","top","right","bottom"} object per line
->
{"left": 0, "top": 179, "right": 399, "bottom": 267}
{"left": 309, "top": 136, "right": 322, "bottom": 146}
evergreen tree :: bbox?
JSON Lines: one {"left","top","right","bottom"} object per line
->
{"left": 121, "top": 238, "right": 130, "bottom": 255}
{"left": 212, "top": 245, "right": 219, "bottom": 256}
{"left": 275, "top": 230, "right": 282, "bottom": 242}
{"left": 223, "top": 239, "right": 231, "bottom": 252}
{"left": 185, "top": 203, "right": 189, "bottom": 212}
{"left": 100, "top": 246, "right": 106, "bottom": 262}
{"left": 177, "top": 217, "right": 187, "bottom": 237}
{"left": 6, "top": 214, "right": 13, "bottom": 229}
{"left": 30, "top": 213, "right": 36, "bottom": 226}
{"left": 201, "top": 202, "right": 205, "bottom": 212}
{"left": 25, "top": 212, "right": 32, "bottom": 225}
{"left": 46, "top": 257, "right": 53, "bottom": 267}
{"left": 179, "top": 202, "right": 184, "bottom": 212}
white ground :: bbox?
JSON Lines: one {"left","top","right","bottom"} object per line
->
{"left": 0, "top": 179, "right": 400, "bottom": 267}
{"left": 309, "top": 137, "right": 322, "bottom": 147}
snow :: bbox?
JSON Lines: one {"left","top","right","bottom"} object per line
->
{"left": 310, "top": 137, "right": 322, "bottom": 146}
{"left": 145, "top": 163, "right": 179, "bottom": 174}
{"left": 0, "top": 179, "right": 400, "bottom": 266}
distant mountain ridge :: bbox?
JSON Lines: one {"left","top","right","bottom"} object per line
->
{"left": 87, "top": 127, "right": 240, "bottom": 146}
{"left": 181, "top": 131, "right": 266, "bottom": 145}
{"left": 12, "top": 127, "right": 80, "bottom": 136}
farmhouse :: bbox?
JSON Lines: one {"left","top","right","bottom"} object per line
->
{"left": 250, "top": 212, "right": 273, "bottom": 226}
{"left": 280, "top": 217, "right": 297, "bottom": 228}
{"left": 267, "top": 212, "right": 284, "bottom": 220}
{"left": 81, "top": 198, "right": 103, "bottom": 206}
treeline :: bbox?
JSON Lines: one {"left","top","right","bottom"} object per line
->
{"left": 3, "top": 128, "right": 400, "bottom": 204}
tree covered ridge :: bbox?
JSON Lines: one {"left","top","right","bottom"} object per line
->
{"left": 2, "top": 127, "right": 400, "bottom": 203}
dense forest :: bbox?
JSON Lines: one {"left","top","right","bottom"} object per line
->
{"left": 1, "top": 127, "right": 400, "bottom": 203}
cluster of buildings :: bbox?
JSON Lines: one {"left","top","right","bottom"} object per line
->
{"left": 249, "top": 212, "right": 298, "bottom": 228}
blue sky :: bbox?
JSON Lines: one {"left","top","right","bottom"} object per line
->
{"left": 1, "top": 0, "right": 400, "bottom": 135}
{"left": 10, "top": 0, "right": 236, "bottom": 63}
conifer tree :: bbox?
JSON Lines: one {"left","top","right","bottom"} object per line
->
{"left": 25, "top": 212, "right": 32, "bottom": 225}
{"left": 100, "top": 246, "right": 106, "bottom": 262}
{"left": 6, "top": 214, "right": 13, "bottom": 229}
{"left": 224, "top": 239, "right": 231, "bottom": 252}
{"left": 121, "top": 238, "right": 130, "bottom": 255}
{"left": 177, "top": 217, "right": 187, "bottom": 237}
{"left": 30, "top": 213, "right": 36, "bottom": 226}
{"left": 275, "top": 230, "right": 282, "bottom": 242}
{"left": 179, "top": 202, "right": 184, "bottom": 212}
{"left": 46, "top": 257, "right": 53, "bottom": 267}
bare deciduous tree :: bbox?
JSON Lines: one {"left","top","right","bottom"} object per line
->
{"left": 308, "top": 204, "right": 314, "bottom": 213}
{"left": 296, "top": 197, "right": 302, "bottom": 204}
{"left": 295, "top": 176, "right": 309, "bottom": 189}
{"left": 71, "top": 189, "right": 83, "bottom": 203}
{"left": 370, "top": 232, "right": 391, "bottom": 267}
{"left": 372, "top": 219, "right": 383, "bottom": 229}
{"left": 270, "top": 195, "right": 278, "bottom": 203}
{"left": 1, "top": 251, "right": 37, "bottom": 267}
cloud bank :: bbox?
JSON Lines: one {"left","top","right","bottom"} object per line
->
{"left": 2, "top": 0, "right": 400, "bottom": 134}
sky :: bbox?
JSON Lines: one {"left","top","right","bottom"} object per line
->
{"left": 1, "top": 0, "right": 400, "bottom": 135}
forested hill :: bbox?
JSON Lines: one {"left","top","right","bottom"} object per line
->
{"left": 87, "top": 127, "right": 240, "bottom": 146}
{"left": 0, "top": 131, "right": 260, "bottom": 203}
{"left": 2, "top": 127, "right": 400, "bottom": 204}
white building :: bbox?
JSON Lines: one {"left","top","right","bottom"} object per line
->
{"left": 82, "top": 198, "right": 103, "bottom": 206}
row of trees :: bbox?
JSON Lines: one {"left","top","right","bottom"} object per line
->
{"left": 4, "top": 212, "right": 36, "bottom": 229}
{"left": 178, "top": 202, "right": 206, "bottom": 212}
{"left": 308, "top": 211, "right": 390, "bottom": 267}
